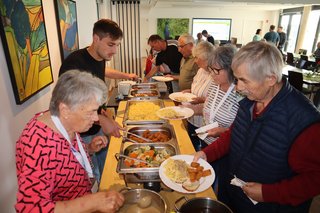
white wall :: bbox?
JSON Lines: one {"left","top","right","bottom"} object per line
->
{"left": 140, "top": 6, "right": 279, "bottom": 58}
{"left": 0, "top": 0, "right": 98, "bottom": 212}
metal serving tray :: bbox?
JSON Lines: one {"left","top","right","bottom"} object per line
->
{"left": 123, "top": 123, "right": 177, "bottom": 144}
{"left": 129, "top": 89, "right": 160, "bottom": 98}
{"left": 131, "top": 83, "right": 158, "bottom": 90}
{"left": 116, "top": 143, "right": 178, "bottom": 183}
{"left": 123, "top": 99, "right": 166, "bottom": 126}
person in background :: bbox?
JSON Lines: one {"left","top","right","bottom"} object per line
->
{"left": 277, "top": 26, "right": 287, "bottom": 53}
{"left": 181, "top": 41, "right": 215, "bottom": 149}
{"left": 15, "top": 70, "right": 125, "bottom": 212}
{"left": 313, "top": 41, "right": 320, "bottom": 59}
{"left": 263, "top": 25, "right": 279, "bottom": 45}
{"left": 144, "top": 48, "right": 155, "bottom": 76}
{"left": 166, "top": 33, "right": 199, "bottom": 91}
{"left": 195, "top": 32, "right": 204, "bottom": 45}
{"left": 144, "top": 34, "right": 183, "bottom": 93}
{"left": 59, "top": 19, "right": 137, "bottom": 183}
{"left": 185, "top": 45, "right": 239, "bottom": 151}
{"left": 193, "top": 41, "right": 320, "bottom": 213}
{"left": 252, "top": 29, "right": 262, "bottom": 41}
{"left": 230, "top": 37, "right": 238, "bottom": 49}
{"left": 202, "top": 30, "right": 215, "bottom": 45}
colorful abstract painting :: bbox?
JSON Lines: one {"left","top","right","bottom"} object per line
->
{"left": 54, "top": 0, "right": 79, "bottom": 60}
{"left": 0, "top": 0, "right": 53, "bottom": 104}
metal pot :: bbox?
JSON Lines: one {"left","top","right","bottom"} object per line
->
{"left": 175, "top": 196, "right": 233, "bottom": 213}
{"left": 118, "top": 188, "right": 167, "bottom": 213}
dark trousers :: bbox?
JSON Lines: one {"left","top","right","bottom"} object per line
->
{"left": 187, "top": 122, "right": 207, "bottom": 151}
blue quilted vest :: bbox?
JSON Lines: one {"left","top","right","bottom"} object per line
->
{"left": 218, "top": 79, "right": 320, "bottom": 213}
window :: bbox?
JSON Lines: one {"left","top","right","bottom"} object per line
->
{"left": 303, "top": 10, "right": 320, "bottom": 54}
{"left": 279, "top": 13, "right": 301, "bottom": 53}
{"left": 279, "top": 6, "right": 320, "bottom": 55}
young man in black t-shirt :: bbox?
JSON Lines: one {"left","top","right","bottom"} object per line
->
{"left": 202, "top": 30, "right": 215, "bottom": 46}
{"left": 59, "top": 19, "right": 139, "bottom": 183}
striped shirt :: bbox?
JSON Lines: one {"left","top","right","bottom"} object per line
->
{"left": 203, "top": 83, "right": 239, "bottom": 144}
{"left": 188, "top": 68, "right": 213, "bottom": 127}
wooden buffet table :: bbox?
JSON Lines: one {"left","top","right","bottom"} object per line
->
{"left": 99, "top": 100, "right": 216, "bottom": 212}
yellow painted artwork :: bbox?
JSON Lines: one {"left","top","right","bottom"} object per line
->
{"left": 0, "top": 1, "right": 53, "bottom": 104}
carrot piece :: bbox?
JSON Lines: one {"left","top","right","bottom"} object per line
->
{"left": 145, "top": 150, "right": 155, "bottom": 157}
{"left": 129, "top": 152, "right": 138, "bottom": 158}
{"left": 139, "top": 162, "right": 147, "bottom": 167}
{"left": 124, "top": 159, "right": 134, "bottom": 167}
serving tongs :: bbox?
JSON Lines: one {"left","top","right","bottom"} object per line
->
{"left": 115, "top": 153, "right": 159, "bottom": 167}
{"left": 122, "top": 130, "right": 152, "bottom": 143}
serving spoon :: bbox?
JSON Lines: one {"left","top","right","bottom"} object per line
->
{"left": 115, "top": 153, "right": 159, "bottom": 167}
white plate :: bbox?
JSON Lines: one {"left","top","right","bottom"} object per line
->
{"left": 159, "top": 155, "right": 215, "bottom": 194}
{"left": 156, "top": 106, "right": 194, "bottom": 120}
{"left": 169, "top": 92, "right": 197, "bottom": 103}
{"left": 152, "top": 76, "right": 174, "bottom": 82}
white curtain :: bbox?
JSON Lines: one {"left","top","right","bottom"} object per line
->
{"left": 109, "top": 0, "right": 142, "bottom": 77}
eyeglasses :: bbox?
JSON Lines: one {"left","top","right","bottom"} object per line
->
{"left": 177, "top": 42, "right": 191, "bottom": 48}
{"left": 208, "top": 66, "right": 224, "bottom": 75}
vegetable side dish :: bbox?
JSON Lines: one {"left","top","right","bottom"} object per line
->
{"left": 124, "top": 145, "right": 171, "bottom": 168}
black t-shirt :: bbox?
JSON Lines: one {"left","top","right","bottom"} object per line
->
{"left": 59, "top": 48, "right": 105, "bottom": 80}
{"left": 156, "top": 43, "right": 182, "bottom": 74}
{"left": 59, "top": 48, "right": 106, "bottom": 136}
{"left": 278, "top": 32, "right": 286, "bottom": 47}
{"left": 207, "top": 35, "right": 215, "bottom": 45}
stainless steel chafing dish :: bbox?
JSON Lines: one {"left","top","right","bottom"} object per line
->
{"left": 116, "top": 143, "right": 178, "bottom": 183}
{"left": 129, "top": 89, "right": 159, "bottom": 98}
{"left": 123, "top": 99, "right": 166, "bottom": 126}
{"left": 123, "top": 123, "right": 178, "bottom": 147}
{"left": 131, "top": 83, "right": 158, "bottom": 90}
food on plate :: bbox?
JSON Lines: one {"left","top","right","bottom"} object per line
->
{"left": 124, "top": 145, "right": 171, "bottom": 168}
{"left": 163, "top": 159, "right": 189, "bottom": 183}
{"left": 182, "top": 179, "right": 200, "bottom": 192}
{"left": 174, "top": 96, "right": 189, "bottom": 102}
{"left": 128, "top": 129, "right": 170, "bottom": 143}
{"left": 128, "top": 102, "right": 161, "bottom": 120}
{"left": 157, "top": 108, "right": 183, "bottom": 119}
{"left": 164, "top": 158, "right": 212, "bottom": 191}
{"left": 187, "top": 161, "right": 211, "bottom": 183}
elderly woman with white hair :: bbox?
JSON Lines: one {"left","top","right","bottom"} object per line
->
{"left": 181, "top": 41, "right": 215, "bottom": 149}
{"left": 15, "top": 70, "right": 124, "bottom": 212}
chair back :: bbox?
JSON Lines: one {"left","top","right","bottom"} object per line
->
{"left": 298, "top": 49, "right": 307, "bottom": 55}
{"left": 286, "top": 52, "right": 295, "bottom": 66}
{"left": 288, "top": 70, "right": 303, "bottom": 91}
{"left": 296, "top": 59, "right": 307, "bottom": 69}
{"left": 300, "top": 55, "right": 308, "bottom": 61}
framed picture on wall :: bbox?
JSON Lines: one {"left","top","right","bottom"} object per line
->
{"left": 54, "top": 0, "right": 79, "bottom": 61}
{"left": 157, "top": 18, "right": 189, "bottom": 40}
{"left": 0, "top": 0, "right": 54, "bottom": 105}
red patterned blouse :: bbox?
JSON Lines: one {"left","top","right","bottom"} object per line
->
{"left": 15, "top": 113, "right": 92, "bottom": 212}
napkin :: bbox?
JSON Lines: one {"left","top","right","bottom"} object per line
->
{"left": 230, "top": 175, "right": 258, "bottom": 205}
{"left": 195, "top": 122, "right": 218, "bottom": 140}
